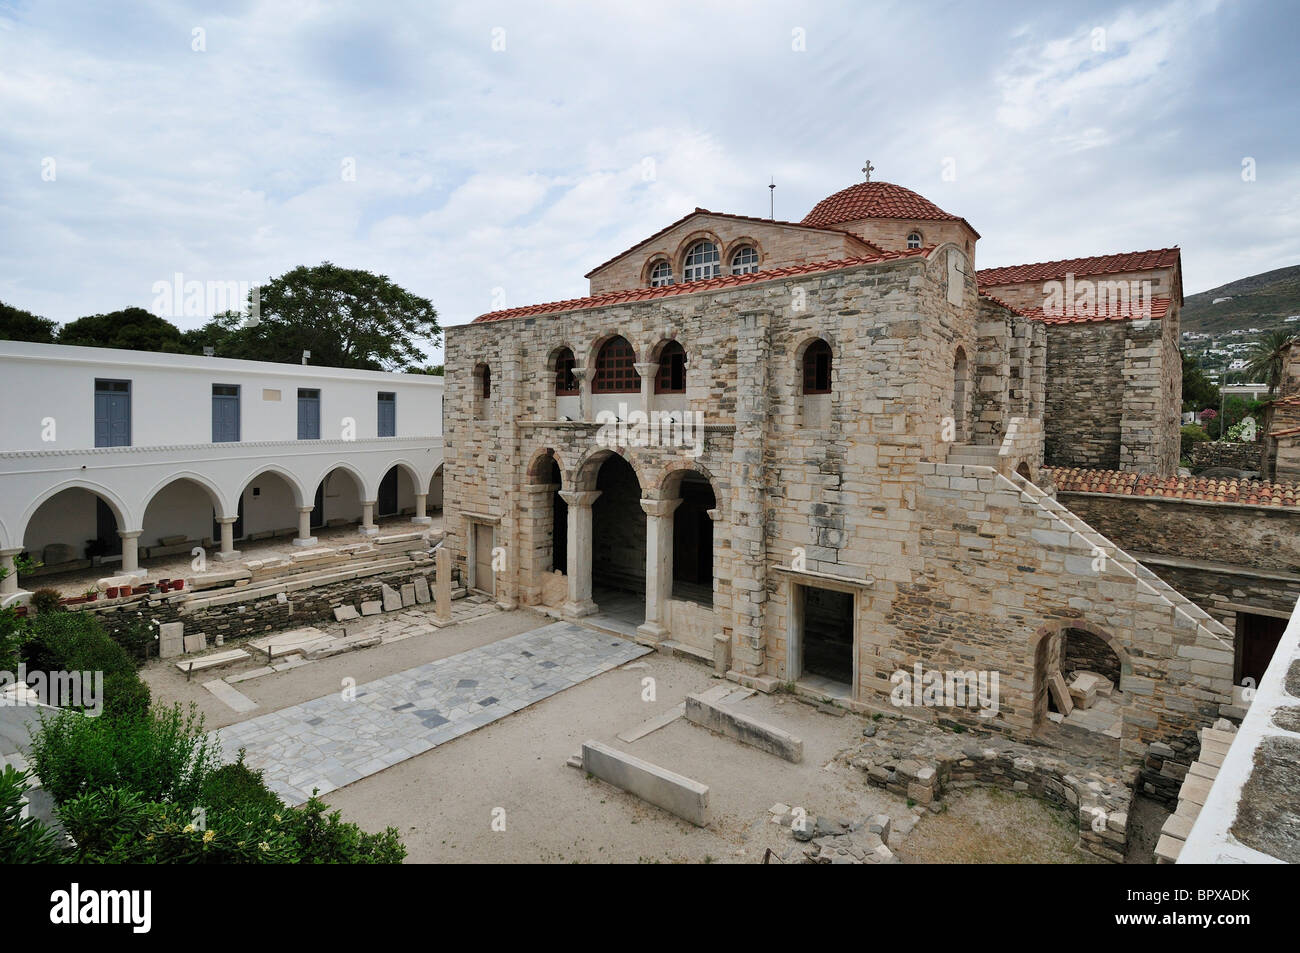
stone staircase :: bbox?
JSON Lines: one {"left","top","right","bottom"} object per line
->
{"left": 1154, "top": 721, "right": 1239, "bottom": 863}
{"left": 945, "top": 443, "right": 1003, "bottom": 467}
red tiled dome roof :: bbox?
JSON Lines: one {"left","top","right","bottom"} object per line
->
{"left": 802, "top": 181, "right": 966, "bottom": 229}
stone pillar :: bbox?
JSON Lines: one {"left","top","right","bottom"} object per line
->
{"left": 293, "top": 507, "right": 318, "bottom": 547}
{"left": 434, "top": 545, "right": 452, "bottom": 625}
{"left": 637, "top": 497, "right": 681, "bottom": 644}
{"left": 559, "top": 489, "right": 600, "bottom": 618}
{"left": 214, "top": 516, "right": 241, "bottom": 562}
{"left": 0, "top": 548, "right": 22, "bottom": 596}
{"left": 360, "top": 500, "right": 379, "bottom": 536}
{"left": 118, "top": 530, "right": 145, "bottom": 578}
{"left": 635, "top": 361, "right": 658, "bottom": 416}
{"left": 412, "top": 492, "right": 431, "bottom": 525}
{"left": 572, "top": 367, "right": 591, "bottom": 421}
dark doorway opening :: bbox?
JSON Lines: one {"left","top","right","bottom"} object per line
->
{"left": 95, "top": 498, "right": 122, "bottom": 557}
{"left": 671, "top": 473, "right": 715, "bottom": 605}
{"left": 543, "top": 457, "right": 567, "bottom": 573}
{"left": 378, "top": 468, "right": 399, "bottom": 517}
{"left": 801, "top": 585, "right": 854, "bottom": 687}
{"left": 311, "top": 482, "right": 325, "bottom": 530}
{"left": 214, "top": 496, "right": 246, "bottom": 542}
{"left": 1237, "top": 612, "right": 1287, "bottom": 687}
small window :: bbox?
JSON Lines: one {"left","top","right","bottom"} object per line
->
{"left": 592, "top": 336, "right": 639, "bottom": 394}
{"left": 649, "top": 260, "right": 674, "bottom": 288}
{"left": 907, "top": 231, "right": 922, "bottom": 249}
{"left": 683, "top": 240, "right": 720, "bottom": 282}
{"left": 802, "top": 340, "right": 832, "bottom": 395}
{"left": 481, "top": 365, "right": 491, "bottom": 399}
{"left": 554, "top": 348, "right": 578, "bottom": 396}
{"left": 377, "top": 391, "right": 396, "bottom": 437}
{"left": 473, "top": 364, "right": 491, "bottom": 421}
{"left": 297, "top": 388, "right": 321, "bottom": 439}
{"left": 730, "top": 245, "right": 759, "bottom": 275}
{"left": 655, "top": 341, "right": 687, "bottom": 394}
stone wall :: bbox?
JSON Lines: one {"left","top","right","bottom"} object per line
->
{"left": 586, "top": 213, "right": 872, "bottom": 295}
{"left": 1191, "top": 441, "right": 1264, "bottom": 472}
{"left": 1041, "top": 321, "right": 1126, "bottom": 470}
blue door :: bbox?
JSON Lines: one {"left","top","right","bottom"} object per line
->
{"left": 297, "top": 388, "right": 321, "bottom": 439}
{"left": 212, "top": 384, "right": 240, "bottom": 442}
{"left": 377, "top": 392, "right": 396, "bottom": 437}
{"left": 94, "top": 379, "right": 131, "bottom": 447}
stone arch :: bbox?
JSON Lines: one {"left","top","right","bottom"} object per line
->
{"left": 572, "top": 445, "right": 648, "bottom": 493}
{"left": 20, "top": 479, "right": 134, "bottom": 540}
{"left": 953, "top": 345, "right": 971, "bottom": 441}
{"left": 0, "top": 515, "right": 10, "bottom": 551}
{"left": 526, "top": 447, "right": 568, "bottom": 488}
{"left": 1029, "top": 619, "right": 1130, "bottom": 734}
{"left": 648, "top": 460, "right": 725, "bottom": 518}
{"left": 641, "top": 254, "right": 674, "bottom": 287}
{"left": 139, "top": 471, "right": 229, "bottom": 521}
{"left": 305, "top": 462, "right": 369, "bottom": 505}
{"left": 672, "top": 229, "right": 724, "bottom": 279}
{"left": 236, "top": 465, "right": 307, "bottom": 510}
{"left": 722, "top": 236, "right": 763, "bottom": 273}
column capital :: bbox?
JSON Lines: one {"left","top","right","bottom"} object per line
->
{"left": 559, "top": 490, "right": 601, "bottom": 507}
{"left": 570, "top": 366, "right": 589, "bottom": 381}
{"left": 633, "top": 361, "right": 658, "bottom": 378}
{"left": 118, "top": 530, "right": 143, "bottom": 540}
{"left": 640, "top": 497, "right": 683, "bottom": 518}
{"left": 0, "top": 548, "right": 23, "bottom": 558}
{"left": 297, "top": 506, "right": 315, "bottom": 514}
{"left": 215, "top": 516, "right": 240, "bottom": 525}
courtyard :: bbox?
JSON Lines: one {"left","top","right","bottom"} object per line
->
{"left": 139, "top": 602, "right": 1154, "bottom": 863}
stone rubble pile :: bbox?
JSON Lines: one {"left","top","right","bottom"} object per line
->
{"left": 765, "top": 805, "right": 906, "bottom": 864}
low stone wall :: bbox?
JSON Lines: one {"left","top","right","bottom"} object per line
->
{"left": 1191, "top": 441, "right": 1263, "bottom": 473}
{"left": 843, "top": 719, "right": 1136, "bottom": 862}
{"left": 81, "top": 559, "right": 438, "bottom": 655}
{"left": 1139, "top": 737, "right": 1202, "bottom": 808}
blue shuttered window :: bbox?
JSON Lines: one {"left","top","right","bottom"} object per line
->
{"left": 212, "top": 384, "right": 240, "bottom": 442}
{"left": 377, "top": 392, "right": 396, "bottom": 437}
{"left": 297, "top": 388, "right": 321, "bottom": 439}
{"left": 94, "top": 379, "right": 131, "bottom": 448}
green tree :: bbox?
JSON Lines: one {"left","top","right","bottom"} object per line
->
{"left": 0, "top": 301, "right": 57, "bottom": 343}
{"left": 1180, "top": 350, "right": 1219, "bottom": 411}
{"left": 190, "top": 263, "right": 440, "bottom": 370}
{"left": 58, "top": 306, "right": 187, "bottom": 352}
{"left": 1244, "top": 329, "right": 1298, "bottom": 395}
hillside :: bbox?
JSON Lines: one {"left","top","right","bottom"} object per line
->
{"left": 1182, "top": 264, "right": 1300, "bottom": 334}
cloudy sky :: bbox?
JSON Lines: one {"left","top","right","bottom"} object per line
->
{"left": 1, "top": 0, "right": 1296, "bottom": 362}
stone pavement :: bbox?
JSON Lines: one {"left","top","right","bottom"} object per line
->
{"left": 212, "top": 621, "right": 651, "bottom": 805}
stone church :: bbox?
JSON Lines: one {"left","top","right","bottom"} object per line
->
{"left": 442, "top": 174, "right": 1235, "bottom": 764}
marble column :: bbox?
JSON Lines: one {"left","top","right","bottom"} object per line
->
{"left": 637, "top": 497, "right": 681, "bottom": 644}
{"left": 118, "top": 530, "right": 145, "bottom": 577}
{"left": 0, "top": 548, "right": 22, "bottom": 596}
{"left": 360, "top": 500, "right": 379, "bottom": 536}
{"left": 635, "top": 360, "right": 658, "bottom": 416}
{"left": 411, "top": 492, "right": 431, "bottom": 525}
{"left": 572, "top": 367, "right": 591, "bottom": 421}
{"left": 214, "top": 516, "right": 241, "bottom": 562}
{"left": 559, "top": 489, "right": 601, "bottom": 618}
{"left": 293, "top": 507, "right": 318, "bottom": 547}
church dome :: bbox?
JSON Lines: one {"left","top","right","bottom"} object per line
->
{"left": 802, "top": 180, "right": 964, "bottom": 229}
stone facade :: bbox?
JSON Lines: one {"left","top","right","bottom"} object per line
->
{"left": 1190, "top": 440, "right": 1264, "bottom": 473}
{"left": 586, "top": 211, "right": 876, "bottom": 296}
{"left": 445, "top": 238, "right": 1233, "bottom": 764}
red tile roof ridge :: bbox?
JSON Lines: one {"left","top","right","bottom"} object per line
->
{"left": 474, "top": 247, "right": 933, "bottom": 323}
{"left": 583, "top": 207, "right": 884, "bottom": 278}
{"left": 1044, "top": 466, "right": 1300, "bottom": 508}
{"left": 1018, "top": 297, "right": 1172, "bottom": 326}
{"left": 978, "top": 292, "right": 1027, "bottom": 316}
{"left": 976, "top": 248, "right": 1181, "bottom": 287}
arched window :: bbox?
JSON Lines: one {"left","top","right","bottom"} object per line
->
{"left": 802, "top": 339, "right": 832, "bottom": 395}
{"left": 554, "top": 348, "right": 578, "bottom": 396}
{"left": 481, "top": 364, "right": 491, "bottom": 399}
{"left": 648, "top": 260, "right": 674, "bottom": 288}
{"left": 906, "top": 231, "right": 923, "bottom": 249}
{"left": 683, "top": 240, "right": 720, "bottom": 282}
{"left": 655, "top": 341, "right": 687, "bottom": 394}
{"left": 730, "top": 245, "right": 759, "bottom": 275}
{"left": 473, "top": 364, "right": 491, "bottom": 421}
{"left": 592, "top": 336, "right": 639, "bottom": 393}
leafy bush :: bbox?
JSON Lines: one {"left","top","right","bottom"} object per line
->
{"left": 0, "top": 766, "right": 63, "bottom": 864}
{"left": 0, "top": 607, "right": 25, "bottom": 674}
{"left": 30, "top": 588, "right": 63, "bottom": 616}
{"left": 104, "top": 615, "right": 154, "bottom": 663}
{"left": 21, "top": 611, "right": 146, "bottom": 718}
{"left": 200, "top": 753, "right": 284, "bottom": 816}
{"left": 1180, "top": 423, "right": 1209, "bottom": 459}
{"left": 283, "top": 795, "right": 406, "bottom": 864}
{"left": 28, "top": 702, "right": 221, "bottom": 808}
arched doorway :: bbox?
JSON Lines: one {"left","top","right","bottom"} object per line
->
{"left": 142, "top": 477, "right": 222, "bottom": 556}
{"left": 1033, "top": 623, "right": 1126, "bottom": 746}
{"left": 589, "top": 453, "right": 645, "bottom": 625}
{"left": 310, "top": 467, "right": 364, "bottom": 532}
{"left": 237, "top": 470, "right": 303, "bottom": 540}
{"left": 670, "top": 472, "right": 715, "bottom": 605}
{"left": 376, "top": 465, "right": 416, "bottom": 522}
{"left": 22, "top": 487, "right": 125, "bottom": 576}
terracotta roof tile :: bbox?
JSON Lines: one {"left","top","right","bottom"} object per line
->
{"left": 1019, "top": 297, "right": 1172, "bottom": 326}
{"left": 1269, "top": 426, "right": 1300, "bottom": 438}
{"left": 473, "top": 247, "right": 932, "bottom": 323}
{"left": 979, "top": 292, "right": 1027, "bottom": 315}
{"left": 977, "top": 248, "right": 1181, "bottom": 287}
{"left": 801, "top": 181, "right": 976, "bottom": 235}
{"left": 1046, "top": 467, "right": 1300, "bottom": 508}
{"left": 583, "top": 208, "right": 882, "bottom": 278}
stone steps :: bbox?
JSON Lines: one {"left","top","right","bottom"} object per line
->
{"left": 1154, "top": 721, "right": 1238, "bottom": 863}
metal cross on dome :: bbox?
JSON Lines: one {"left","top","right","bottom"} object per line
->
{"left": 862, "top": 159, "right": 875, "bottom": 181}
